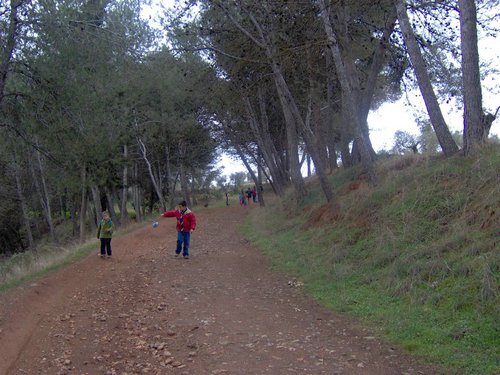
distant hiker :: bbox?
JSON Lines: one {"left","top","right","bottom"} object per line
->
{"left": 97, "top": 210, "right": 114, "bottom": 258}
{"left": 160, "top": 200, "right": 197, "bottom": 259}
{"left": 239, "top": 189, "right": 246, "bottom": 206}
{"left": 251, "top": 186, "right": 257, "bottom": 202}
{"left": 246, "top": 188, "right": 253, "bottom": 204}
{"left": 225, "top": 191, "right": 229, "bottom": 206}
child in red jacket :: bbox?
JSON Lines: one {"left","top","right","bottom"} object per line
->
{"left": 160, "top": 200, "right": 196, "bottom": 259}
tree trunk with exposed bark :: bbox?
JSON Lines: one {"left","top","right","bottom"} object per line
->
{"left": 30, "top": 150, "right": 58, "bottom": 245}
{"left": 79, "top": 165, "right": 87, "bottom": 243}
{"left": 120, "top": 144, "right": 129, "bottom": 224}
{"left": 12, "top": 149, "right": 35, "bottom": 251}
{"left": 0, "top": 0, "right": 22, "bottom": 106}
{"left": 91, "top": 184, "right": 102, "bottom": 224}
{"left": 132, "top": 161, "right": 142, "bottom": 222}
{"left": 244, "top": 94, "right": 286, "bottom": 196}
{"left": 393, "top": 0, "right": 459, "bottom": 156}
{"left": 178, "top": 141, "right": 191, "bottom": 208}
{"left": 137, "top": 136, "right": 166, "bottom": 211}
{"left": 459, "top": 0, "right": 486, "bottom": 155}
{"left": 316, "top": 0, "right": 376, "bottom": 181}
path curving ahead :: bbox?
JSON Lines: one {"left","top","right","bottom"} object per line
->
{"left": 0, "top": 205, "right": 439, "bottom": 374}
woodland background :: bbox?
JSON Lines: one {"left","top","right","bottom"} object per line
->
{"left": 0, "top": 0, "right": 499, "bottom": 255}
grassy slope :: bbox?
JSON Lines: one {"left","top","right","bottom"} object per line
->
{"left": 243, "top": 147, "right": 499, "bottom": 374}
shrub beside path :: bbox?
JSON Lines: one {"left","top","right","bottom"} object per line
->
{"left": 0, "top": 205, "right": 440, "bottom": 374}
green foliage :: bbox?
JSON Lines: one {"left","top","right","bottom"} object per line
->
{"left": 243, "top": 147, "right": 500, "bottom": 374}
{"left": 0, "top": 0, "right": 221, "bottom": 253}
{"left": 229, "top": 171, "right": 249, "bottom": 190}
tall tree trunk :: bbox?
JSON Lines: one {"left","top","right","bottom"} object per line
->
{"left": 339, "top": 109, "right": 353, "bottom": 167}
{"left": 12, "top": 150, "right": 35, "bottom": 251}
{"left": 333, "top": 4, "right": 374, "bottom": 165}
{"left": 257, "top": 158, "right": 265, "bottom": 207}
{"left": 177, "top": 141, "right": 191, "bottom": 207}
{"left": 90, "top": 184, "right": 102, "bottom": 223}
{"left": 87, "top": 197, "right": 96, "bottom": 234}
{"left": 137, "top": 136, "right": 166, "bottom": 210}
{"left": 58, "top": 194, "right": 65, "bottom": 222}
{"left": 79, "top": 165, "right": 87, "bottom": 243}
{"left": 256, "top": 88, "right": 288, "bottom": 189}
{"left": 459, "top": 0, "right": 485, "bottom": 155}
{"left": 312, "top": 99, "right": 329, "bottom": 171}
{"left": 0, "top": 0, "right": 22, "bottom": 105}
{"left": 170, "top": 173, "right": 180, "bottom": 208}
{"left": 132, "top": 161, "right": 142, "bottom": 222}
{"left": 38, "top": 150, "right": 58, "bottom": 245}
{"left": 105, "top": 188, "right": 118, "bottom": 224}
{"left": 120, "top": 144, "right": 128, "bottom": 224}
{"left": 164, "top": 144, "right": 174, "bottom": 205}
{"left": 344, "top": 48, "right": 377, "bottom": 162}
{"left": 357, "top": 12, "right": 397, "bottom": 161}
{"left": 243, "top": 95, "right": 285, "bottom": 196}
{"left": 157, "top": 163, "right": 163, "bottom": 202}
{"left": 190, "top": 172, "right": 198, "bottom": 206}
{"left": 70, "top": 194, "right": 78, "bottom": 238}
{"left": 270, "top": 59, "right": 307, "bottom": 202}
{"left": 307, "top": 71, "right": 335, "bottom": 201}
{"left": 134, "top": 110, "right": 165, "bottom": 211}
{"left": 269, "top": 55, "right": 336, "bottom": 202}
{"left": 304, "top": 93, "right": 334, "bottom": 202}
{"left": 326, "top": 52, "right": 340, "bottom": 171}
{"left": 218, "top": 2, "right": 305, "bottom": 200}
{"left": 359, "top": 13, "right": 397, "bottom": 123}
{"left": 393, "top": 0, "right": 459, "bottom": 156}
{"left": 30, "top": 150, "right": 58, "bottom": 245}
{"left": 317, "top": 0, "right": 375, "bottom": 181}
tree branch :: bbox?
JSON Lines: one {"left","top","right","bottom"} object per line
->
{"left": 212, "top": 1, "right": 266, "bottom": 49}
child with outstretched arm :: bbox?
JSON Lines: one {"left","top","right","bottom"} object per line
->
{"left": 160, "top": 200, "right": 196, "bottom": 259}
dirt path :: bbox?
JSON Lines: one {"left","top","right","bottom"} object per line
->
{"left": 0, "top": 205, "right": 440, "bottom": 375}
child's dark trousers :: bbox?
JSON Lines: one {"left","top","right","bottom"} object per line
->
{"left": 100, "top": 238, "right": 112, "bottom": 256}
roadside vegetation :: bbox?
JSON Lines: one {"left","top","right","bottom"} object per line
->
{"left": 243, "top": 147, "right": 499, "bottom": 374}
{"left": 0, "top": 213, "right": 150, "bottom": 292}
{"left": 0, "top": 241, "right": 96, "bottom": 293}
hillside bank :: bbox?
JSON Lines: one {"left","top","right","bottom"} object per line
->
{"left": 243, "top": 148, "right": 499, "bottom": 374}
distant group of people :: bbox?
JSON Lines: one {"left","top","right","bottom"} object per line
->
{"left": 238, "top": 186, "right": 258, "bottom": 206}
